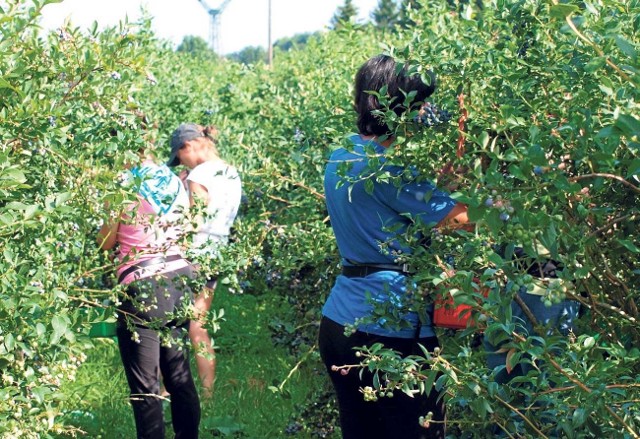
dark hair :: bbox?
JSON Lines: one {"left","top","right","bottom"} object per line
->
{"left": 200, "top": 124, "right": 218, "bottom": 142}
{"left": 354, "top": 54, "right": 436, "bottom": 136}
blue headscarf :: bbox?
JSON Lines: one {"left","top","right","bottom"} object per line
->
{"left": 130, "top": 163, "right": 184, "bottom": 215}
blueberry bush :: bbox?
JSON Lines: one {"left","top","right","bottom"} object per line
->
{"left": 0, "top": 0, "right": 638, "bottom": 437}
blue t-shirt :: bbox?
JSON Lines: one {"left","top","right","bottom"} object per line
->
{"left": 322, "top": 134, "right": 457, "bottom": 338}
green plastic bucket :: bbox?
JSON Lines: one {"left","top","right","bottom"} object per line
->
{"left": 88, "top": 307, "right": 117, "bottom": 338}
{"left": 89, "top": 321, "right": 117, "bottom": 338}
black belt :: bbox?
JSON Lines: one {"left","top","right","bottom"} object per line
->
{"left": 341, "top": 263, "right": 411, "bottom": 278}
{"left": 118, "top": 254, "right": 184, "bottom": 284}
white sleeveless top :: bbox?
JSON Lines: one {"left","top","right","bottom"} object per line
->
{"left": 186, "top": 160, "right": 242, "bottom": 255}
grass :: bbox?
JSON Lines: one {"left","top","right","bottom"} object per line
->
{"left": 56, "top": 287, "right": 334, "bottom": 438}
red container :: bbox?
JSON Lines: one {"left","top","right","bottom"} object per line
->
{"left": 433, "top": 293, "right": 474, "bottom": 329}
{"left": 433, "top": 279, "right": 487, "bottom": 330}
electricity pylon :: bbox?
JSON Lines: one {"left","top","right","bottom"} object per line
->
{"left": 197, "top": 0, "right": 232, "bottom": 54}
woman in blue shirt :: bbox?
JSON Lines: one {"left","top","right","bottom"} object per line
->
{"left": 319, "top": 55, "right": 470, "bottom": 439}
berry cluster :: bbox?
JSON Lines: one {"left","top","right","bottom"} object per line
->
{"left": 514, "top": 274, "right": 534, "bottom": 295}
{"left": 542, "top": 279, "right": 568, "bottom": 307}
{"left": 284, "top": 422, "right": 303, "bottom": 435}
{"left": 484, "top": 190, "right": 515, "bottom": 222}
{"left": 414, "top": 102, "right": 452, "bottom": 127}
{"left": 419, "top": 411, "right": 434, "bottom": 429}
{"left": 362, "top": 386, "right": 379, "bottom": 402}
{"left": 503, "top": 223, "right": 536, "bottom": 242}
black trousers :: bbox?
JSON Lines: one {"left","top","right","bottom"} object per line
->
{"left": 117, "top": 266, "right": 200, "bottom": 439}
{"left": 319, "top": 316, "right": 445, "bottom": 439}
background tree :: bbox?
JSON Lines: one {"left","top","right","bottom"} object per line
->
{"left": 330, "top": 0, "right": 359, "bottom": 30}
{"left": 227, "top": 45, "right": 267, "bottom": 65}
{"left": 398, "top": 0, "right": 420, "bottom": 27}
{"left": 371, "top": 0, "right": 400, "bottom": 29}
{"left": 176, "top": 35, "right": 215, "bottom": 57}
{"left": 274, "top": 31, "right": 322, "bottom": 52}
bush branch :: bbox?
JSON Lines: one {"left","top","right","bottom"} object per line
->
{"left": 570, "top": 173, "right": 640, "bottom": 194}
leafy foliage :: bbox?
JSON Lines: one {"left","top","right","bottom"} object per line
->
{"left": 0, "top": 0, "right": 638, "bottom": 437}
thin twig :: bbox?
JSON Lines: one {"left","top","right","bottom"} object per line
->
{"left": 276, "top": 343, "right": 318, "bottom": 392}
{"left": 570, "top": 173, "right": 640, "bottom": 194}
{"left": 512, "top": 295, "right": 640, "bottom": 438}
{"left": 589, "top": 214, "right": 638, "bottom": 238}
{"left": 279, "top": 175, "right": 325, "bottom": 201}
{"left": 493, "top": 394, "right": 550, "bottom": 439}
{"left": 538, "top": 383, "right": 640, "bottom": 396}
{"left": 562, "top": 14, "right": 632, "bottom": 83}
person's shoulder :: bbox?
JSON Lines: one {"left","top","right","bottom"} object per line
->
{"left": 212, "top": 160, "right": 239, "bottom": 179}
{"left": 328, "top": 134, "right": 361, "bottom": 159}
{"left": 222, "top": 162, "right": 239, "bottom": 175}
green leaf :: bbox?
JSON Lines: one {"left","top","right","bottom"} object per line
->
{"left": 614, "top": 114, "right": 640, "bottom": 138}
{"left": 5, "top": 201, "right": 39, "bottom": 219}
{"left": 470, "top": 397, "right": 488, "bottom": 417}
{"left": 364, "top": 178, "right": 374, "bottom": 195}
{"left": 572, "top": 407, "right": 587, "bottom": 427}
{"left": 615, "top": 36, "right": 637, "bottom": 60}
{"left": 51, "top": 315, "right": 68, "bottom": 345}
{"left": 584, "top": 57, "right": 606, "bottom": 73}
{"left": 617, "top": 239, "right": 640, "bottom": 253}
{"left": 55, "top": 192, "right": 73, "bottom": 206}
{"left": 478, "top": 131, "right": 490, "bottom": 149}
{"left": 0, "top": 77, "right": 23, "bottom": 97}
{"left": 505, "top": 348, "right": 520, "bottom": 374}
{"left": 549, "top": 4, "right": 580, "bottom": 19}
{"left": 627, "top": 159, "right": 640, "bottom": 178}
{"left": 598, "top": 84, "right": 614, "bottom": 96}
{"left": 0, "top": 167, "right": 27, "bottom": 185}
{"left": 4, "top": 334, "right": 15, "bottom": 351}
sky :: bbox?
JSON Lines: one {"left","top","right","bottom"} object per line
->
{"left": 39, "top": 0, "right": 379, "bottom": 55}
